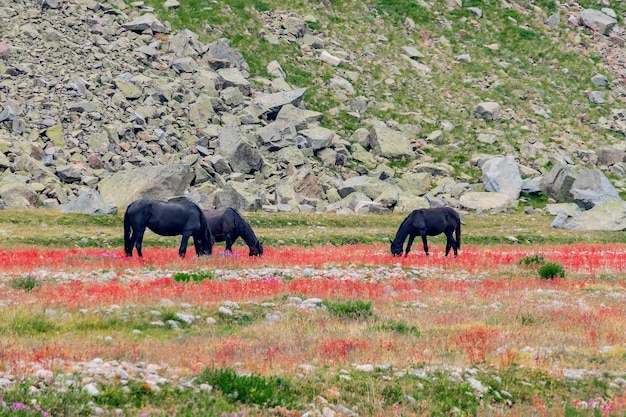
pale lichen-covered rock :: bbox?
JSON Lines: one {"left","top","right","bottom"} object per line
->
{"left": 481, "top": 156, "right": 523, "bottom": 200}
{"left": 459, "top": 191, "right": 516, "bottom": 212}
{"left": 98, "top": 164, "right": 195, "bottom": 211}
{"left": 554, "top": 199, "right": 626, "bottom": 231}
{"left": 368, "top": 122, "right": 414, "bottom": 160}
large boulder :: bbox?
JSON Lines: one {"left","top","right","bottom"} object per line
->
{"left": 258, "top": 119, "right": 297, "bottom": 150}
{"left": 552, "top": 199, "right": 626, "bottom": 231}
{"left": 298, "top": 126, "right": 335, "bottom": 151}
{"left": 212, "top": 182, "right": 265, "bottom": 211}
{"left": 570, "top": 168, "right": 621, "bottom": 209}
{"left": 275, "top": 104, "right": 322, "bottom": 130}
{"left": 368, "top": 122, "right": 414, "bottom": 160}
{"left": 338, "top": 175, "right": 401, "bottom": 200}
{"left": 481, "top": 156, "right": 522, "bottom": 200}
{"left": 0, "top": 173, "right": 38, "bottom": 208}
{"left": 252, "top": 88, "right": 307, "bottom": 118}
{"left": 459, "top": 191, "right": 515, "bottom": 212}
{"left": 542, "top": 164, "right": 578, "bottom": 202}
{"left": 543, "top": 165, "right": 620, "bottom": 208}
{"left": 580, "top": 8, "right": 617, "bottom": 35}
{"left": 218, "top": 123, "right": 263, "bottom": 174}
{"left": 98, "top": 164, "right": 195, "bottom": 211}
{"left": 60, "top": 189, "right": 117, "bottom": 215}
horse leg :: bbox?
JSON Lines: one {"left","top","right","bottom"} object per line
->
{"left": 193, "top": 235, "right": 202, "bottom": 256}
{"left": 420, "top": 234, "right": 429, "bottom": 256}
{"left": 450, "top": 231, "right": 459, "bottom": 257}
{"left": 405, "top": 234, "right": 416, "bottom": 256}
{"left": 178, "top": 232, "right": 192, "bottom": 258}
{"left": 134, "top": 228, "right": 146, "bottom": 258}
{"left": 125, "top": 229, "right": 136, "bottom": 257}
{"left": 224, "top": 233, "right": 233, "bottom": 254}
{"left": 444, "top": 232, "right": 453, "bottom": 257}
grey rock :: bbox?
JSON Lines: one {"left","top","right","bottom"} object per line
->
{"left": 253, "top": 88, "right": 308, "bottom": 118}
{"left": 339, "top": 176, "right": 401, "bottom": 201}
{"left": 588, "top": 91, "right": 605, "bottom": 104}
{"left": 218, "top": 123, "right": 263, "bottom": 174}
{"left": 459, "top": 191, "right": 515, "bottom": 212}
{"left": 98, "top": 164, "right": 194, "bottom": 211}
{"left": 61, "top": 190, "right": 117, "bottom": 215}
{"left": 258, "top": 119, "right": 297, "bottom": 150}
{"left": 122, "top": 14, "right": 168, "bottom": 34}
{"left": 542, "top": 164, "right": 578, "bottom": 202}
{"left": 206, "top": 38, "right": 248, "bottom": 71}
{"left": 591, "top": 74, "right": 608, "bottom": 87}
{"left": 298, "top": 126, "right": 335, "bottom": 150}
{"left": 0, "top": 173, "right": 38, "bottom": 208}
{"left": 368, "top": 122, "right": 414, "bottom": 160}
{"left": 570, "top": 168, "right": 621, "bottom": 209}
{"left": 212, "top": 182, "right": 265, "bottom": 211}
{"left": 216, "top": 67, "right": 250, "bottom": 95}
{"left": 555, "top": 200, "right": 626, "bottom": 231}
{"left": 475, "top": 102, "right": 500, "bottom": 121}
{"left": 276, "top": 104, "right": 322, "bottom": 130}
{"left": 0, "top": 105, "right": 16, "bottom": 122}
{"left": 277, "top": 146, "right": 307, "bottom": 167}
{"left": 580, "top": 9, "right": 617, "bottom": 36}
{"left": 481, "top": 156, "right": 522, "bottom": 200}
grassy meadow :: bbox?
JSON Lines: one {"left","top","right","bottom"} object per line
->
{"left": 0, "top": 208, "right": 625, "bottom": 416}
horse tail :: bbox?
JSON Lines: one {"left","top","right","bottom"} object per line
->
{"left": 455, "top": 216, "right": 461, "bottom": 250}
{"left": 123, "top": 203, "right": 133, "bottom": 255}
{"left": 198, "top": 204, "right": 213, "bottom": 255}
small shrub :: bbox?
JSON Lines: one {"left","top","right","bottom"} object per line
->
{"left": 323, "top": 299, "right": 373, "bottom": 320}
{"left": 378, "top": 319, "right": 420, "bottom": 337}
{"left": 10, "top": 275, "right": 41, "bottom": 292}
{"left": 197, "top": 367, "right": 296, "bottom": 407}
{"left": 517, "top": 254, "right": 545, "bottom": 267}
{"left": 538, "top": 262, "right": 566, "bottom": 279}
{"left": 172, "top": 270, "right": 214, "bottom": 283}
{"left": 516, "top": 314, "right": 536, "bottom": 326}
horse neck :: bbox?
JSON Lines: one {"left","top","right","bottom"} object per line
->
{"left": 392, "top": 224, "right": 411, "bottom": 245}
{"left": 392, "top": 213, "right": 415, "bottom": 244}
{"left": 241, "top": 224, "right": 258, "bottom": 247}
{"left": 236, "top": 216, "right": 258, "bottom": 247}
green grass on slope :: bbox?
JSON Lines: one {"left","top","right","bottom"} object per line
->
{"left": 1, "top": 208, "right": 625, "bottom": 249}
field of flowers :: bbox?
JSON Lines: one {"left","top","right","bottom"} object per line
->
{"left": 0, "top": 238, "right": 625, "bottom": 417}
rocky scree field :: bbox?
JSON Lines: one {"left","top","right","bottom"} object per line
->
{"left": 4, "top": 0, "right": 626, "bottom": 217}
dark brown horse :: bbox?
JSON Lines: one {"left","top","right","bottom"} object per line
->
{"left": 390, "top": 207, "right": 461, "bottom": 257}
{"left": 124, "top": 199, "right": 213, "bottom": 258}
{"left": 203, "top": 208, "right": 263, "bottom": 256}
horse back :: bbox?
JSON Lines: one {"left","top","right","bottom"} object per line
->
{"left": 132, "top": 199, "right": 204, "bottom": 236}
{"left": 203, "top": 208, "right": 237, "bottom": 242}
{"left": 414, "top": 207, "right": 459, "bottom": 235}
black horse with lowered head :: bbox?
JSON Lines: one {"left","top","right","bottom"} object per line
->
{"left": 124, "top": 198, "right": 213, "bottom": 258}
{"left": 203, "top": 208, "right": 263, "bottom": 256}
{"left": 390, "top": 207, "right": 461, "bottom": 257}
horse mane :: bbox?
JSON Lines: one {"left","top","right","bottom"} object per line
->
{"left": 186, "top": 200, "right": 213, "bottom": 252}
{"left": 231, "top": 208, "right": 258, "bottom": 246}
{"left": 392, "top": 210, "right": 418, "bottom": 245}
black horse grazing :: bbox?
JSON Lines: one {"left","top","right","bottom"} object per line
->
{"left": 390, "top": 207, "right": 461, "bottom": 257}
{"left": 124, "top": 199, "right": 213, "bottom": 258}
{"left": 203, "top": 208, "right": 263, "bottom": 256}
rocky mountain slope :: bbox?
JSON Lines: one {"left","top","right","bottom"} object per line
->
{"left": 2, "top": 0, "right": 626, "bottom": 223}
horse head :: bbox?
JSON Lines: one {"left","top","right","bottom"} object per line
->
{"left": 390, "top": 238, "right": 403, "bottom": 257}
{"left": 250, "top": 239, "right": 264, "bottom": 257}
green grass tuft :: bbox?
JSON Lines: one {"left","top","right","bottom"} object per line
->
{"left": 323, "top": 299, "right": 373, "bottom": 320}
